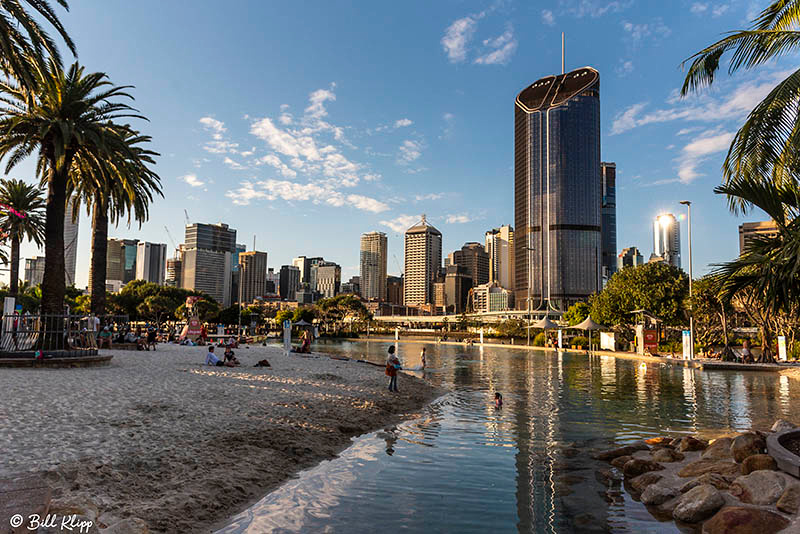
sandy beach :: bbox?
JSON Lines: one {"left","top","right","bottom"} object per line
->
{"left": 0, "top": 343, "right": 441, "bottom": 533}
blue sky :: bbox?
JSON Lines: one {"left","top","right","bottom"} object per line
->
{"left": 11, "top": 0, "right": 788, "bottom": 286}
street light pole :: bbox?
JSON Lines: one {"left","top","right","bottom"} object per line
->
{"left": 680, "top": 200, "right": 694, "bottom": 359}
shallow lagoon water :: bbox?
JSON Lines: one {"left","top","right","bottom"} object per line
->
{"left": 218, "top": 341, "right": 798, "bottom": 533}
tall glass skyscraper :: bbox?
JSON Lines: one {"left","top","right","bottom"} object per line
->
{"left": 514, "top": 67, "right": 602, "bottom": 311}
{"left": 652, "top": 214, "right": 681, "bottom": 268}
{"left": 601, "top": 162, "right": 617, "bottom": 282}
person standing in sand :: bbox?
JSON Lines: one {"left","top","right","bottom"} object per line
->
{"left": 386, "top": 345, "right": 401, "bottom": 392}
{"left": 420, "top": 347, "right": 427, "bottom": 370}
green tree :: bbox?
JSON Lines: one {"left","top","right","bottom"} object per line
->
{"left": 563, "top": 302, "right": 591, "bottom": 326}
{"left": 137, "top": 294, "right": 173, "bottom": 327}
{"left": 691, "top": 276, "right": 735, "bottom": 357}
{"left": 71, "top": 129, "right": 161, "bottom": 314}
{"left": 275, "top": 309, "right": 293, "bottom": 325}
{"left": 292, "top": 307, "right": 316, "bottom": 323}
{"left": 681, "top": 0, "right": 800, "bottom": 192}
{"left": 217, "top": 305, "right": 240, "bottom": 325}
{"left": 0, "top": 62, "right": 147, "bottom": 313}
{"left": 0, "top": 0, "right": 75, "bottom": 92}
{"left": 590, "top": 262, "right": 689, "bottom": 327}
{"left": 0, "top": 178, "right": 45, "bottom": 294}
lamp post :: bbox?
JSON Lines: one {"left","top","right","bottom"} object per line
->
{"left": 680, "top": 200, "right": 694, "bottom": 359}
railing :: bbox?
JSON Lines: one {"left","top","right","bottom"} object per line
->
{"left": 0, "top": 314, "right": 129, "bottom": 356}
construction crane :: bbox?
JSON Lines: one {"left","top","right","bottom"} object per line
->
{"left": 393, "top": 254, "right": 403, "bottom": 276}
{"left": 164, "top": 226, "right": 179, "bottom": 258}
{"left": 184, "top": 209, "right": 191, "bottom": 226}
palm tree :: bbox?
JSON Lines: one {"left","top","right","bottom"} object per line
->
{"left": 70, "top": 128, "right": 161, "bottom": 315}
{"left": 711, "top": 178, "right": 800, "bottom": 361}
{"left": 0, "top": 178, "right": 44, "bottom": 294}
{"left": 0, "top": 61, "right": 145, "bottom": 313}
{"left": 0, "top": 1, "right": 75, "bottom": 92}
{"left": 681, "top": 0, "right": 800, "bottom": 191}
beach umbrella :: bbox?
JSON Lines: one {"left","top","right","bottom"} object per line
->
{"left": 574, "top": 317, "right": 606, "bottom": 351}
{"left": 530, "top": 317, "right": 558, "bottom": 329}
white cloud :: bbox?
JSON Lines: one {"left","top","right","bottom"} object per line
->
{"left": 305, "top": 85, "right": 336, "bottom": 119}
{"left": 415, "top": 193, "right": 444, "bottom": 201}
{"left": 257, "top": 154, "right": 297, "bottom": 178}
{"left": 474, "top": 26, "right": 517, "bottom": 65}
{"left": 441, "top": 14, "right": 482, "bottom": 63}
{"left": 610, "top": 70, "right": 790, "bottom": 135}
{"left": 199, "top": 117, "right": 226, "bottom": 139}
{"left": 225, "top": 179, "right": 388, "bottom": 213}
{"left": 223, "top": 157, "right": 246, "bottom": 170}
{"left": 397, "top": 140, "right": 422, "bottom": 164}
{"left": 676, "top": 130, "right": 734, "bottom": 183}
{"left": 394, "top": 118, "right": 413, "bottom": 128}
{"left": 621, "top": 19, "right": 671, "bottom": 44}
{"left": 379, "top": 214, "right": 421, "bottom": 233}
{"left": 712, "top": 4, "right": 729, "bottom": 16}
{"left": 690, "top": 3, "right": 708, "bottom": 14}
{"left": 446, "top": 214, "right": 472, "bottom": 224}
{"left": 541, "top": 9, "right": 555, "bottom": 25}
{"left": 180, "top": 174, "right": 205, "bottom": 188}
{"left": 562, "top": 0, "right": 634, "bottom": 18}
{"left": 616, "top": 60, "right": 634, "bottom": 76}
{"left": 251, "top": 117, "right": 322, "bottom": 161}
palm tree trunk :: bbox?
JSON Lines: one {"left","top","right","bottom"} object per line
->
{"left": 89, "top": 199, "right": 109, "bottom": 315}
{"left": 9, "top": 235, "right": 20, "bottom": 295}
{"left": 41, "top": 165, "right": 68, "bottom": 314}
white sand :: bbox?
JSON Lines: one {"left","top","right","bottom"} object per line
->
{"left": 0, "top": 343, "right": 440, "bottom": 533}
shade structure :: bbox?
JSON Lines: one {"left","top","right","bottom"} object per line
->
{"left": 293, "top": 319, "right": 312, "bottom": 327}
{"left": 531, "top": 317, "right": 559, "bottom": 330}
{"left": 574, "top": 317, "right": 604, "bottom": 331}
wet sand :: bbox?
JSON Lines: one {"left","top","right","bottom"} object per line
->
{"left": 0, "top": 343, "right": 441, "bottom": 533}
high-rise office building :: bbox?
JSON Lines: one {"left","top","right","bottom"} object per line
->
{"left": 514, "top": 67, "right": 602, "bottom": 311}
{"left": 360, "top": 231, "right": 387, "bottom": 301}
{"left": 165, "top": 245, "right": 184, "bottom": 288}
{"left": 444, "top": 264, "right": 472, "bottom": 314}
{"left": 265, "top": 267, "right": 280, "bottom": 294}
{"left": 387, "top": 275, "right": 403, "bottom": 305}
{"left": 342, "top": 276, "right": 360, "bottom": 295}
{"left": 292, "top": 256, "right": 324, "bottom": 286}
{"left": 238, "top": 251, "right": 268, "bottom": 303}
{"left": 450, "top": 242, "right": 490, "bottom": 288}
{"left": 279, "top": 265, "right": 300, "bottom": 301}
{"left": 739, "top": 221, "right": 779, "bottom": 255}
{"left": 314, "top": 262, "right": 341, "bottom": 298}
{"left": 24, "top": 256, "right": 45, "bottom": 287}
{"left": 181, "top": 223, "right": 236, "bottom": 306}
{"left": 64, "top": 197, "right": 79, "bottom": 286}
{"left": 105, "top": 238, "right": 139, "bottom": 285}
{"left": 404, "top": 216, "right": 442, "bottom": 307}
{"left": 135, "top": 242, "right": 167, "bottom": 285}
{"left": 652, "top": 214, "right": 681, "bottom": 268}
{"left": 485, "top": 225, "right": 514, "bottom": 290}
{"left": 601, "top": 162, "right": 617, "bottom": 280}
{"left": 617, "top": 247, "right": 644, "bottom": 270}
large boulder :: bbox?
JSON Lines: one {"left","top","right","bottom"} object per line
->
{"left": 740, "top": 454, "right": 777, "bottom": 475}
{"left": 610, "top": 455, "right": 632, "bottom": 469}
{"left": 592, "top": 443, "right": 649, "bottom": 461}
{"left": 730, "top": 433, "right": 766, "bottom": 463}
{"left": 641, "top": 484, "right": 679, "bottom": 506}
{"left": 673, "top": 484, "right": 724, "bottom": 523}
{"left": 701, "top": 506, "right": 790, "bottom": 534}
{"left": 680, "top": 472, "right": 732, "bottom": 493}
{"left": 652, "top": 448, "right": 685, "bottom": 463}
{"left": 678, "top": 459, "right": 740, "bottom": 478}
{"left": 729, "top": 470, "right": 789, "bottom": 505}
{"left": 770, "top": 419, "right": 798, "bottom": 434}
{"left": 679, "top": 436, "right": 708, "bottom": 452}
{"left": 623, "top": 459, "right": 664, "bottom": 478}
{"left": 702, "top": 438, "right": 734, "bottom": 460}
{"left": 630, "top": 472, "right": 664, "bottom": 492}
{"left": 777, "top": 485, "right": 800, "bottom": 515}
{"left": 595, "top": 468, "right": 622, "bottom": 487}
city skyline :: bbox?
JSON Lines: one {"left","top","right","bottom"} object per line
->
{"left": 5, "top": 1, "right": 790, "bottom": 289}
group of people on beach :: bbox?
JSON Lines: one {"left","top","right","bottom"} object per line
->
{"left": 205, "top": 344, "right": 240, "bottom": 367}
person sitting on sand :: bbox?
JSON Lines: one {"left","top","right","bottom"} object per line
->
{"left": 223, "top": 346, "right": 240, "bottom": 366}
{"left": 206, "top": 346, "right": 234, "bottom": 367}
{"left": 420, "top": 347, "right": 426, "bottom": 370}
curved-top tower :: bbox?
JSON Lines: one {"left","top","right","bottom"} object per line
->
{"left": 514, "top": 66, "right": 602, "bottom": 312}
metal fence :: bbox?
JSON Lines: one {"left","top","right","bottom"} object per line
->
{"left": 0, "top": 314, "right": 129, "bottom": 356}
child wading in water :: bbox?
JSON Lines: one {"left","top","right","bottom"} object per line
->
{"left": 495, "top": 392, "right": 503, "bottom": 409}
{"left": 385, "top": 345, "right": 401, "bottom": 392}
